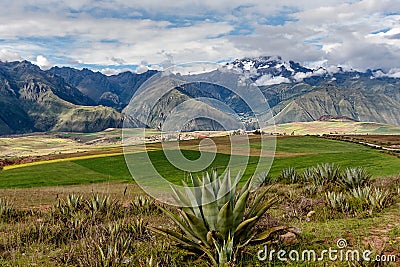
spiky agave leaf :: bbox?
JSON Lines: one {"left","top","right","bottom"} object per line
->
{"left": 232, "top": 189, "right": 249, "bottom": 229}
{"left": 181, "top": 211, "right": 210, "bottom": 247}
{"left": 216, "top": 200, "right": 233, "bottom": 240}
{"left": 339, "top": 167, "right": 371, "bottom": 189}
{"left": 217, "top": 171, "right": 232, "bottom": 209}
{"left": 245, "top": 187, "right": 270, "bottom": 219}
{"left": 157, "top": 206, "right": 200, "bottom": 244}
{"left": 213, "top": 233, "right": 234, "bottom": 266}
{"left": 149, "top": 227, "right": 205, "bottom": 254}
{"left": 234, "top": 216, "right": 258, "bottom": 237}
{"left": 181, "top": 181, "right": 202, "bottom": 218}
{"left": 201, "top": 184, "right": 219, "bottom": 230}
{"left": 252, "top": 225, "right": 289, "bottom": 242}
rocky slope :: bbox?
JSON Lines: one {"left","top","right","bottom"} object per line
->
{"left": 0, "top": 57, "right": 399, "bottom": 134}
{"left": 0, "top": 61, "right": 121, "bottom": 134}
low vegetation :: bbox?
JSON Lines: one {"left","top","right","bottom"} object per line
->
{"left": 1, "top": 165, "right": 399, "bottom": 266}
{"left": 152, "top": 171, "right": 288, "bottom": 266}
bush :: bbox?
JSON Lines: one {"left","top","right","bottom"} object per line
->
{"left": 301, "top": 168, "right": 314, "bottom": 183}
{"left": 307, "top": 163, "right": 341, "bottom": 186}
{"left": 325, "top": 191, "right": 349, "bottom": 213}
{"left": 130, "top": 196, "right": 159, "bottom": 215}
{"left": 325, "top": 185, "right": 393, "bottom": 216}
{"left": 338, "top": 167, "right": 371, "bottom": 189}
{"left": 151, "top": 171, "right": 289, "bottom": 266}
{"left": 0, "top": 198, "right": 16, "bottom": 223}
{"left": 367, "top": 187, "right": 392, "bottom": 212}
{"left": 278, "top": 167, "right": 300, "bottom": 184}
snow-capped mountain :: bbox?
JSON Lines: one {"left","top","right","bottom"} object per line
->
{"left": 225, "top": 56, "right": 317, "bottom": 86}
{"left": 223, "top": 56, "right": 400, "bottom": 86}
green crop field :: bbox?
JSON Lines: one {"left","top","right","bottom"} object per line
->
{"left": 1, "top": 136, "right": 399, "bottom": 189}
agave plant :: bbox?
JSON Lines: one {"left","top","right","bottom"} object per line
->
{"left": 57, "top": 194, "right": 85, "bottom": 216}
{"left": 131, "top": 195, "right": 158, "bottom": 215}
{"left": 86, "top": 195, "right": 113, "bottom": 216}
{"left": 128, "top": 218, "right": 149, "bottom": 239}
{"left": 325, "top": 191, "right": 348, "bottom": 212}
{"left": 301, "top": 168, "right": 314, "bottom": 183}
{"left": 338, "top": 167, "right": 371, "bottom": 189}
{"left": 350, "top": 185, "right": 372, "bottom": 202}
{"left": 368, "top": 187, "right": 391, "bottom": 211}
{"left": 348, "top": 186, "right": 392, "bottom": 213}
{"left": 80, "top": 221, "right": 133, "bottom": 267}
{"left": 0, "top": 198, "right": 14, "bottom": 217}
{"left": 279, "top": 167, "right": 300, "bottom": 184}
{"left": 310, "top": 163, "right": 341, "bottom": 186}
{"left": 150, "top": 170, "right": 287, "bottom": 266}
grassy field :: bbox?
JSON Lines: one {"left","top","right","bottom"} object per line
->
{"left": 1, "top": 135, "right": 400, "bottom": 266}
{"left": 262, "top": 121, "right": 400, "bottom": 135}
{"left": 1, "top": 171, "right": 399, "bottom": 266}
{"left": 1, "top": 136, "right": 399, "bottom": 189}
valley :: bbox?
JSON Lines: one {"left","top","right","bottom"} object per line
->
{"left": 1, "top": 57, "right": 399, "bottom": 266}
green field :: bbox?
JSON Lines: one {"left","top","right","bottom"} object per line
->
{"left": 1, "top": 136, "right": 399, "bottom": 188}
{"left": 1, "top": 136, "right": 400, "bottom": 267}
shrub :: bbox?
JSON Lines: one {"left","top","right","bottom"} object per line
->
{"left": 278, "top": 167, "right": 300, "bottom": 184}
{"left": 338, "top": 167, "right": 371, "bottom": 189}
{"left": 368, "top": 187, "right": 392, "bottom": 212}
{"left": 0, "top": 198, "right": 20, "bottom": 222}
{"left": 126, "top": 218, "right": 150, "bottom": 240}
{"left": 86, "top": 195, "right": 119, "bottom": 220}
{"left": 150, "top": 171, "right": 289, "bottom": 266}
{"left": 0, "top": 198, "right": 14, "bottom": 219}
{"left": 303, "top": 183, "right": 323, "bottom": 197}
{"left": 325, "top": 191, "right": 349, "bottom": 212}
{"left": 349, "top": 185, "right": 392, "bottom": 214}
{"left": 309, "top": 163, "right": 341, "bottom": 186}
{"left": 56, "top": 194, "right": 85, "bottom": 217}
{"left": 325, "top": 186, "right": 393, "bottom": 216}
{"left": 301, "top": 168, "right": 314, "bottom": 183}
{"left": 349, "top": 186, "right": 371, "bottom": 205}
{"left": 130, "top": 196, "right": 159, "bottom": 215}
{"left": 76, "top": 221, "right": 134, "bottom": 266}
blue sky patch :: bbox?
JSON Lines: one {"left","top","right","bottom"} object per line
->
{"left": 370, "top": 28, "right": 391, "bottom": 34}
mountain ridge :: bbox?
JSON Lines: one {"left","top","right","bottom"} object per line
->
{"left": 0, "top": 56, "right": 399, "bottom": 135}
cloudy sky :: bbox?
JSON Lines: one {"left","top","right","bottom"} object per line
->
{"left": 0, "top": 0, "right": 399, "bottom": 74}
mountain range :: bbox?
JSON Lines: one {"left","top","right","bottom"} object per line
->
{"left": 0, "top": 56, "right": 399, "bottom": 135}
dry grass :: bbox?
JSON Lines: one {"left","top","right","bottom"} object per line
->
{"left": 262, "top": 121, "right": 400, "bottom": 135}
{"left": 0, "top": 181, "right": 141, "bottom": 209}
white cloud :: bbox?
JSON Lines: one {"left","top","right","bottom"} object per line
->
{"left": 322, "top": 43, "right": 342, "bottom": 54}
{"left": 255, "top": 75, "right": 290, "bottom": 86}
{"left": 168, "top": 62, "right": 219, "bottom": 75}
{"left": 386, "top": 68, "right": 400, "bottom": 78}
{"left": 34, "top": 55, "right": 52, "bottom": 70}
{"left": 99, "top": 68, "right": 134, "bottom": 76}
{"left": 0, "top": 49, "right": 22, "bottom": 62}
{"left": 373, "top": 68, "right": 400, "bottom": 78}
{"left": 135, "top": 64, "right": 149, "bottom": 74}
{"left": 293, "top": 71, "right": 314, "bottom": 81}
{"left": 0, "top": 0, "right": 399, "bottom": 72}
